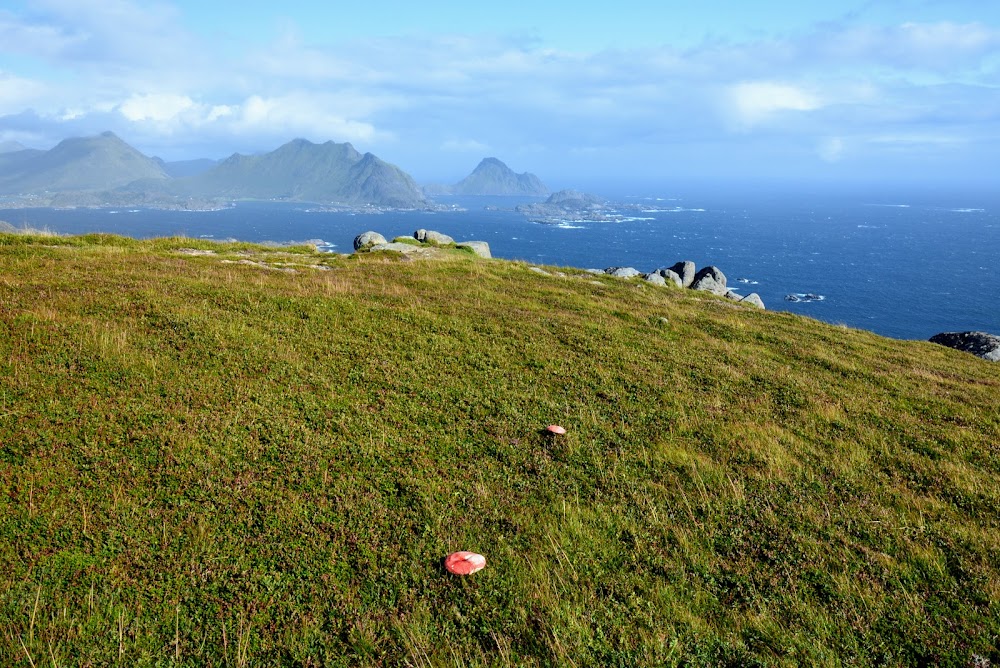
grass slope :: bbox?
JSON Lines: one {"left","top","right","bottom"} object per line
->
{"left": 1, "top": 234, "right": 998, "bottom": 666}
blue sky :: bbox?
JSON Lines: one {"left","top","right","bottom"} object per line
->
{"left": 1, "top": 0, "right": 999, "bottom": 188}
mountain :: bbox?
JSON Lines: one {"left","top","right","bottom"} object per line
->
{"left": 182, "top": 138, "right": 425, "bottom": 207}
{"left": 0, "top": 140, "right": 28, "bottom": 154}
{"left": 452, "top": 157, "right": 548, "bottom": 196}
{"left": 153, "top": 157, "right": 219, "bottom": 178}
{"left": 0, "top": 131, "right": 168, "bottom": 193}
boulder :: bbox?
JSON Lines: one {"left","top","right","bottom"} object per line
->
{"left": 369, "top": 242, "right": 424, "bottom": 254}
{"left": 643, "top": 272, "right": 667, "bottom": 286}
{"left": 740, "top": 293, "right": 765, "bottom": 309}
{"left": 724, "top": 290, "right": 742, "bottom": 300}
{"left": 929, "top": 331, "right": 1000, "bottom": 361}
{"left": 668, "top": 261, "right": 696, "bottom": 288}
{"left": 414, "top": 229, "right": 455, "bottom": 245}
{"left": 691, "top": 265, "right": 728, "bottom": 296}
{"left": 659, "top": 269, "right": 683, "bottom": 287}
{"left": 605, "top": 267, "right": 641, "bottom": 278}
{"left": 353, "top": 231, "right": 387, "bottom": 251}
{"left": 456, "top": 241, "right": 491, "bottom": 258}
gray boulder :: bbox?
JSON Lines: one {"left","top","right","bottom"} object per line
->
{"left": 605, "top": 267, "right": 641, "bottom": 278}
{"left": 668, "top": 261, "right": 696, "bottom": 288}
{"left": 369, "top": 242, "right": 424, "bottom": 254}
{"left": 456, "top": 241, "right": 491, "bottom": 258}
{"left": 659, "top": 269, "right": 683, "bottom": 287}
{"left": 740, "top": 293, "right": 765, "bottom": 309}
{"left": 929, "top": 331, "right": 1000, "bottom": 361}
{"left": 724, "top": 290, "right": 742, "bottom": 300}
{"left": 691, "top": 266, "right": 728, "bottom": 296}
{"left": 353, "top": 231, "right": 387, "bottom": 251}
{"left": 691, "top": 267, "right": 729, "bottom": 296}
{"left": 414, "top": 229, "right": 455, "bottom": 245}
{"left": 643, "top": 272, "right": 667, "bottom": 286}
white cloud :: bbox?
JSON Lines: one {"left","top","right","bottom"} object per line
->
{"left": 727, "top": 82, "right": 822, "bottom": 129}
{"left": 0, "top": 71, "right": 48, "bottom": 115}
{"left": 441, "top": 139, "right": 490, "bottom": 152}
{"left": 119, "top": 93, "right": 197, "bottom": 122}
{"left": 231, "top": 95, "right": 383, "bottom": 143}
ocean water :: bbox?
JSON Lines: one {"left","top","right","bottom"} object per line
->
{"left": 3, "top": 187, "right": 998, "bottom": 341}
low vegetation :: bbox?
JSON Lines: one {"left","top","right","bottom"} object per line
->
{"left": 1, "top": 233, "right": 998, "bottom": 666}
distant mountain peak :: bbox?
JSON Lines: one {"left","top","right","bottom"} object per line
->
{"left": 0, "top": 130, "right": 167, "bottom": 193}
{"left": 0, "top": 140, "right": 28, "bottom": 154}
{"left": 187, "top": 139, "right": 424, "bottom": 207}
{"left": 453, "top": 157, "right": 549, "bottom": 196}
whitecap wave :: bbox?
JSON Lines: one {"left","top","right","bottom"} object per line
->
{"left": 951, "top": 208, "right": 985, "bottom": 213}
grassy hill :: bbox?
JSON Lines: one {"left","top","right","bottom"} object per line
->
{"left": 0, "top": 233, "right": 997, "bottom": 666}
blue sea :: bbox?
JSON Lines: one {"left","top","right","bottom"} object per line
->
{"left": 4, "top": 185, "right": 998, "bottom": 341}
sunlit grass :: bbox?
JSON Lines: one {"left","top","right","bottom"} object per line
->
{"left": 1, "top": 233, "right": 998, "bottom": 666}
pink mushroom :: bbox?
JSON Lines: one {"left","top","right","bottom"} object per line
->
{"left": 445, "top": 551, "right": 487, "bottom": 575}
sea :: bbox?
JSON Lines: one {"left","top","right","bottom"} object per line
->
{"left": 3, "top": 185, "right": 998, "bottom": 341}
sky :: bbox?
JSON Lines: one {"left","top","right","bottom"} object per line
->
{"left": 1, "top": 0, "right": 999, "bottom": 189}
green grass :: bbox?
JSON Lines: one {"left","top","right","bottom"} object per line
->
{"left": 1, "top": 233, "right": 998, "bottom": 666}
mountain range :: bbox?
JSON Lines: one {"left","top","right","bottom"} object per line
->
{"left": 0, "top": 132, "right": 427, "bottom": 209}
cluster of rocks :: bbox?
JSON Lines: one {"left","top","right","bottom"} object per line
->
{"left": 929, "top": 331, "right": 1000, "bottom": 362}
{"left": 596, "top": 261, "right": 765, "bottom": 309}
{"left": 353, "top": 229, "right": 491, "bottom": 258}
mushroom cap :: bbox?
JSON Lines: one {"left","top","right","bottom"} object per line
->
{"left": 445, "top": 551, "right": 487, "bottom": 575}
{"left": 546, "top": 425, "right": 567, "bottom": 435}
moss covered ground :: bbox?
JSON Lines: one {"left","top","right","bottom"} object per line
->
{"left": 1, "top": 233, "right": 998, "bottom": 666}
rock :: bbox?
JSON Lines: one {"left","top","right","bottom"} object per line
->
{"left": 605, "top": 267, "right": 640, "bottom": 278}
{"left": 456, "top": 241, "right": 491, "bottom": 258}
{"left": 530, "top": 267, "right": 551, "bottom": 275}
{"left": 724, "top": 290, "right": 741, "bottom": 300}
{"left": 585, "top": 268, "right": 604, "bottom": 275}
{"left": 369, "top": 242, "right": 424, "bottom": 254}
{"left": 668, "top": 261, "right": 696, "bottom": 288}
{"left": 740, "top": 293, "right": 765, "bottom": 309}
{"left": 929, "top": 331, "right": 1000, "bottom": 361}
{"left": 691, "top": 266, "right": 728, "bottom": 295}
{"left": 659, "top": 269, "right": 683, "bottom": 287}
{"left": 643, "top": 272, "right": 667, "bottom": 286}
{"left": 354, "top": 231, "right": 387, "bottom": 251}
{"left": 414, "top": 229, "right": 455, "bottom": 245}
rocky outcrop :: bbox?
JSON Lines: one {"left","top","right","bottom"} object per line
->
{"left": 691, "top": 266, "right": 728, "bottom": 296}
{"left": 415, "top": 229, "right": 454, "bottom": 245}
{"left": 354, "top": 229, "right": 490, "bottom": 259}
{"left": 605, "top": 267, "right": 641, "bottom": 278}
{"left": 456, "top": 241, "right": 491, "bottom": 258}
{"left": 667, "top": 261, "right": 696, "bottom": 288}
{"left": 660, "top": 269, "right": 683, "bottom": 288}
{"left": 598, "top": 261, "right": 764, "bottom": 309}
{"left": 643, "top": 272, "right": 667, "bottom": 286}
{"left": 354, "top": 231, "right": 387, "bottom": 251}
{"left": 929, "top": 331, "right": 1000, "bottom": 361}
